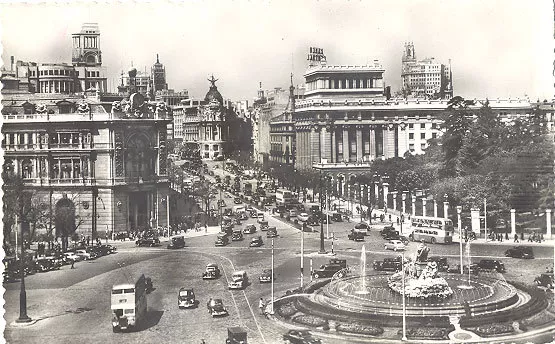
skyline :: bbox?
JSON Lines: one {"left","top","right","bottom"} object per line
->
{"left": 0, "top": 1, "right": 553, "bottom": 101}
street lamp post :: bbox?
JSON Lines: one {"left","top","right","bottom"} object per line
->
{"left": 457, "top": 206, "right": 463, "bottom": 275}
{"left": 318, "top": 169, "right": 325, "bottom": 254}
{"left": 17, "top": 220, "right": 31, "bottom": 323}
{"left": 401, "top": 251, "right": 407, "bottom": 341}
{"left": 300, "top": 225, "right": 304, "bottom": 288}
{"left": 270, "top": 238, "right": 275, "bottom": 314}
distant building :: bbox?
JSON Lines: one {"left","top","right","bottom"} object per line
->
{"left": 401, "top": 42, "right": 453, "bottom": 99}
{"left": 151, "top": 54, "right": 168, "bottom": 94}
{"left": 0, "top": 23, "right": 108, "bottom": 94}
{"left": 155, "top": 89, "right": 189, "bottom": 107}
{"left": 118, "top": 69, "right": 152, "bottom": 97}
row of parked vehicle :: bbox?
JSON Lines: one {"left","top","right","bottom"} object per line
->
{"left": 3, "top": 244, "right": 117, "bottom": 282}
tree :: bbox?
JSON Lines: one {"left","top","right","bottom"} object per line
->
{"left": 439, "top": 96, "right": 474, "bottom": 177}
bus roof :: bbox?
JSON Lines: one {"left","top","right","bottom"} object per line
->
{"left": 412, "top": 216, "right": 451, "bottom": 221}
{"left": 112, "top": 283, "right": 134, "bottom": 290}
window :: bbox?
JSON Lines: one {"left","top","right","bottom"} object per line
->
{"left": 409, "top": 133, "right": 414, "bottom": 140}
{"left": 421, "top": 143, "right": 426, "bottom": 150}
{"left": 420, "top": 133, "right": 426, "bottom": 139}
{"left": 408, "top": 123, "right": 414, "bottom": 129}
{"left": 421, "top": 123, "right": 426, "bottom": 129}
{"left": 432, "top": 133, "right": 437, "bottom": 139}
{"left": 204, "top": 144, "right": 209, "bottom": 150}
{"left": 213, "top": 144, "right": 219, "bottom": 151}
{"left": 431, "top": 123, "right": 437, "bottom": 129}
{"left": 54, "top": 70, "right": 59, "bottom": 75}
{"left": 409, "top": 143, "right": 415, "bottom": 152}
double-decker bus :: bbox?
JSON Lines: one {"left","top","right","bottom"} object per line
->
{"left": 408, "top": 216, "right": 454, "bottom": 244}
{"left": 111, "top": 274, "right": 148, "bottom": 332}
{"left": 275, "top": 188, "right": 295, "bottom": 206}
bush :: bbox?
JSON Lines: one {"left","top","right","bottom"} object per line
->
{"left": 472, "top": 323, "right": 515, "bottom": 337}
{"left": 336, "top": 322, "right": 383, "bottom": 336}
{"left": 292, "top": 314, "right": 328, "bottom": 327}
{"left": 277, "top": 302, "right": 297, "bottom": 318}
{"left": 400, "top": 327, "right": 448, "bottom": 339}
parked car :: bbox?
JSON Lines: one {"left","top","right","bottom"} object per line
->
{"left": 243, "top": 224, "right": 257, "bottom": 234}
{"left": 249, "top": 236, "right": 264, "bottom": 247}
{"left": 283, "top": 330, "right": 322, "bottom": 344}
{"left": 298, "top": 213, "right": 310, "bottom": 222}
{"left": 477, "top": 259, "right": 506, "bottom": 273}
{"left": 63, "top": 252, "right": 82, "bottom": 262}
{"left": 177, "top": 287, "right": 196, "bottom": 309}
{"left": 427, "top": 256, "right": 449, "bottom": 272}
{"left": 228, "top": 271, "right": 248, "bottom": 289}
{"left": 207, "top": 298, "right": 229, "bottom": 317}
{"left": 259, "top": 269, "right": 274, "bottom": 283}
{"left": 534, "top": 273, "right": 554, "bottom": 289}
{"left": 311, "top": 264, "right": 344, "bottom": 279}
{"left": 288, "top": 209, "right": 298, "bottom": 218}
{"left": 347, "top": 230, "right": 365, "bottom": 241}
{"left": 231, "top": 230, "right": 244, "bottom": 241}
{"left": 35, "top": 257, "right": 57, "bottom": 272}
{"left": 202, "top": 263, "right": 221, "bottom": 279}
{"left": 266, "top": 227, "right": 278, "bottom": 238}
{"left": 384, "top": 240, "right": 406, "bottom": 251}
{"left": 373, "top": 257, "right": 402, "bottom": 272}
{"left": 380, "top": 227, "right": 399, "bottom": 238}
{"left": 505, "top": 246, "right": 534, "bottom": 259}
{"left": 136, "top": 236, "right": 160, "bottom": 247}
{"left": 75, "top": 249, "right": 92, "bottom": 260}
{"left": 328, "top": 258, "right": 347, "bottom": 269}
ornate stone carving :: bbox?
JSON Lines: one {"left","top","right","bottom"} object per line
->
{"left": 399, "top": 122, "right": 407, "bottom": 130}
{"left": 35, "top": 103, "right": 48, "bottom": 114}
{"left": 159, "top": 131, "right": 167, "bottom": 175}
{"left": 387, "top": 122, "right": 395, "bottom": 131}
{"left": 114, "top": 132, "right": 124, "bottom": 177}
{"left": 77, "top": 101, "right": 90, "bottom": 114}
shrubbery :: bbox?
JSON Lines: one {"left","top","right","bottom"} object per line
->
{"left": 336, "top": 322, "right": 384, "bottom": 336}
{"left": 399, "top": 327, "right": 448, "bottom": 339}
{"left": 292, "top": 314, "right": 328, "bottom": 327}
{"left": 471, "top": 323, "right": 515, "bottom": 337}
{"left": 277, "top": 302, "right": 297, "bottom": 318}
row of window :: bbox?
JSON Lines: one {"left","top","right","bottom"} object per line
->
{"left": 39, "top": 69, "right": 76, "bottom": 77}
{"left": 86, "top": 71, "right": 101, "bottom": 78}
{"left": 408, "top": 132, "right": 438, "bottom": 140}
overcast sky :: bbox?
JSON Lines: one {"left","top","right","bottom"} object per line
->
{"left": 0, "top": 1, "right": 553, "bottom": 101}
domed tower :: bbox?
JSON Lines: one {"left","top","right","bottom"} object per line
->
{"left": 198, "top": 75, "right": 227, "bottom": 160}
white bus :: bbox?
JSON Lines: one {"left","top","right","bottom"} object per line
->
{"left": 275, "top": 188, "right": 295, "bottom": 206}
{"left": 111, "top": 274, "right": 148, "bottom": 332}
{"left": 409, "top": 216, "right": 454, "bottom": 244}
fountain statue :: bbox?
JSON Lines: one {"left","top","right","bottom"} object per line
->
{"left": 388, "top": 243, "right": 453, "bottom": 299}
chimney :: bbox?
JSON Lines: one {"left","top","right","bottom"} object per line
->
{"left": 11, "top": 56, "right": 14, "bottom": 71}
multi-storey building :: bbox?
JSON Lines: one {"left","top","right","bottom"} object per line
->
{"left": 401, "top": 42, "right": 453, "bottom": 99}
{"left": 151, "top": 54, "right": 168, "bottom": 93}
{"left": 0, "top": 23, "right": 108, "bottom": 94}
{"left": 155, "top": 89, "right": 189, "bottom": 107}
{"left": 118, "top": 69, "right": 152, "bottom": 97}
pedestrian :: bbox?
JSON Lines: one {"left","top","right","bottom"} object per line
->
{"left": 505, "top": 233, "right": 509, "bottom": 241}
{"left": 514, "top": 234, "right": 519, "bottom": 243}
{"left": 520, "top": 232, "right": 525, "bottom": 241}
{"left": 71, "top": 259, "right": 75, "bottom": 269}
{"left": 388, "top": 214, "right": 392, "bottom": 222}
{"left": 258, "top": 298, "right": 265, "bottom": 315}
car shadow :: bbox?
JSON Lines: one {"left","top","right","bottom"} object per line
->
{"left": 139, "top": 310, "right": 164, "bottom": 331}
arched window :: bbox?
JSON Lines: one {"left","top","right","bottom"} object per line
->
{"left": 21, "top": 159, "right": 33, "bottom": 179}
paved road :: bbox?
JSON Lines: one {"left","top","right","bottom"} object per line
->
{"left": 5, "top": 177, "right": 554, "bottom": 344}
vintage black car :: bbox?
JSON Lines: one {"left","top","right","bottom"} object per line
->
{"left": 283, "top": 330, "right": 322, "bottom": 344}
{"left": 177, "top": 287, "right": 196, "bottom": 309}
{"left": 534, "top": 273, "right": 554, "bottom": 289}
{"left": 477, "top": 259, "right": 506, "bottom": 273}
{"left": 328, "top": 258, "right": 347, "bottom": 269}
{"left": 207, "top": 298, "right": 228, "bottom": 317}
{"left": 373, "top": 257, "right": 402, "bottom": 272}
{"left": 231, "top": 230, "right": 244, "bottom": 241}
{"left": 259, "top": 269, "right": 275, "bottom": 283}
{"left": 266, "top": 226, "right": 278, "bottom": 238}
{"left": 249, "top": 236, "right": 264, "bottom": 247}
{"left": 202, "top": 263, "right": 221, "bottom": 279}
{"left": 348, "top": 230, "right": 365, "bottom": 241}
{"left": 136, "top": 236, "right": 160, "bottom": 247}
{"left": 167, "top": 235, "right": 185, "bottom": 249}
{"left": 311, "top": 264, "right": 344, "bottom": 278}
{"left": 226, "top": 326, "right": 247, "bottom": 344}
{"left": 259, "top": 220, "right": 269, "bottom": 231}
{"left": 505, "top": 246, "right": 534, "bottom": 259}
{"left": 243, "top": 224, "right": 257, "bottom": 234}
{"left": 215, "top": 234, "right": 230, "bottom": 247}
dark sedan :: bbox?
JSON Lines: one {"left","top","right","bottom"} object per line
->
{"left": 283, "top": 330, "right": 321, "bottom": 344}
{"left": 505, "top": 246, "right": 534, "bottom": 259}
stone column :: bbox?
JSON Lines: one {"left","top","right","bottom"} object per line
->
{"left": 356, "top": 126, "right": 363, "bottom": 162}
{"left": 411, "top": 195, "right": 416, "bottom": 217}
{"left": 331, "top": 128, "right": 336, "bottom": 163}
{"left": 398, "top": 123, "right": 407, "bottom": 157}
{"left": 320, "top": 126, "right": 331, "bottom": 161}
{"left": 374, "top": 182, "right": 379, "bottom": 203}
{"left": 422, "top": 199, "right": 427, "bottom": 217}
{"left": 392, "top": 193, "right": 397, "bottom": 211}
{"left": 310, "top": 125, "right": 321, "bottom": 164}
{"left": 433, "top": 200, "right": 438, "bottom": 218}
{"left": 369, "top": 126, "right": 376, "bottom": 160}
{"left": 342, "top": 126, "right": 349, "bottom": 162}
{"left": 382, "top": 183, "right": 389, "bottom": 209}
{"left": 443, "top": 201, "right": 449, "bottom": 219}
{"left": 546, "top": 209, "right": 552, "bottom": 239}
{"left": 471, "top": 208, "right": 480, "bottom": 233}
{"left": 510, "top": 209, "right": 516, "bottom": 236}
{"left": 402, "top": 192, "right": 407, "bottom": 214}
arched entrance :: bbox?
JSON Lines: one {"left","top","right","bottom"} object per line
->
{"left": 55, "top": 197, "right": 76, "bottom": 251}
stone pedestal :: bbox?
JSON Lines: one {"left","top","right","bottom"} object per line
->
{"left": 382, "top": 183, "right": 389, "bottom": 209}
{"left": 392, "top": 193, "right": 397, "bottom": 211}
{"left": 433, "top": 200, "right": 438, "bottom": 218}
{"left": 443, "top": 201, "right": 449, "bottom": 219}
{"left": 546, "top": 209, "right": 552, "bottom": 239}
{"left": 422, "top": 199, "right": 427, "bottom": 217}
{"left": 470, "top": 208, "right": 480, "bottom": 234}
{"left": 411, "top": 196, "right": 416, "bottom": 217}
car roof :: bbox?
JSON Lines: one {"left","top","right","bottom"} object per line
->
{"left": 206, "top": 263, "right": 218, "bottom": 267}
{"left": 179, "top": 287, "right": 193, "bottom": 292}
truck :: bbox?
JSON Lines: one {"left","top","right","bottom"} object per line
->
{"left": 111, "top": 275, "right": 148, "bottom": 332}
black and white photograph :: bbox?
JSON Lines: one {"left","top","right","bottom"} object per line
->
{"left": 1, "top": 1, "right": 554, "bottom": 343}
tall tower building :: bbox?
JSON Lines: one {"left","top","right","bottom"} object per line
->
{"left": 151, "top": 54, "right": 167, "bottom": 94}
{"left": 71, "top": 23, "right": 102, "bottom": 67}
